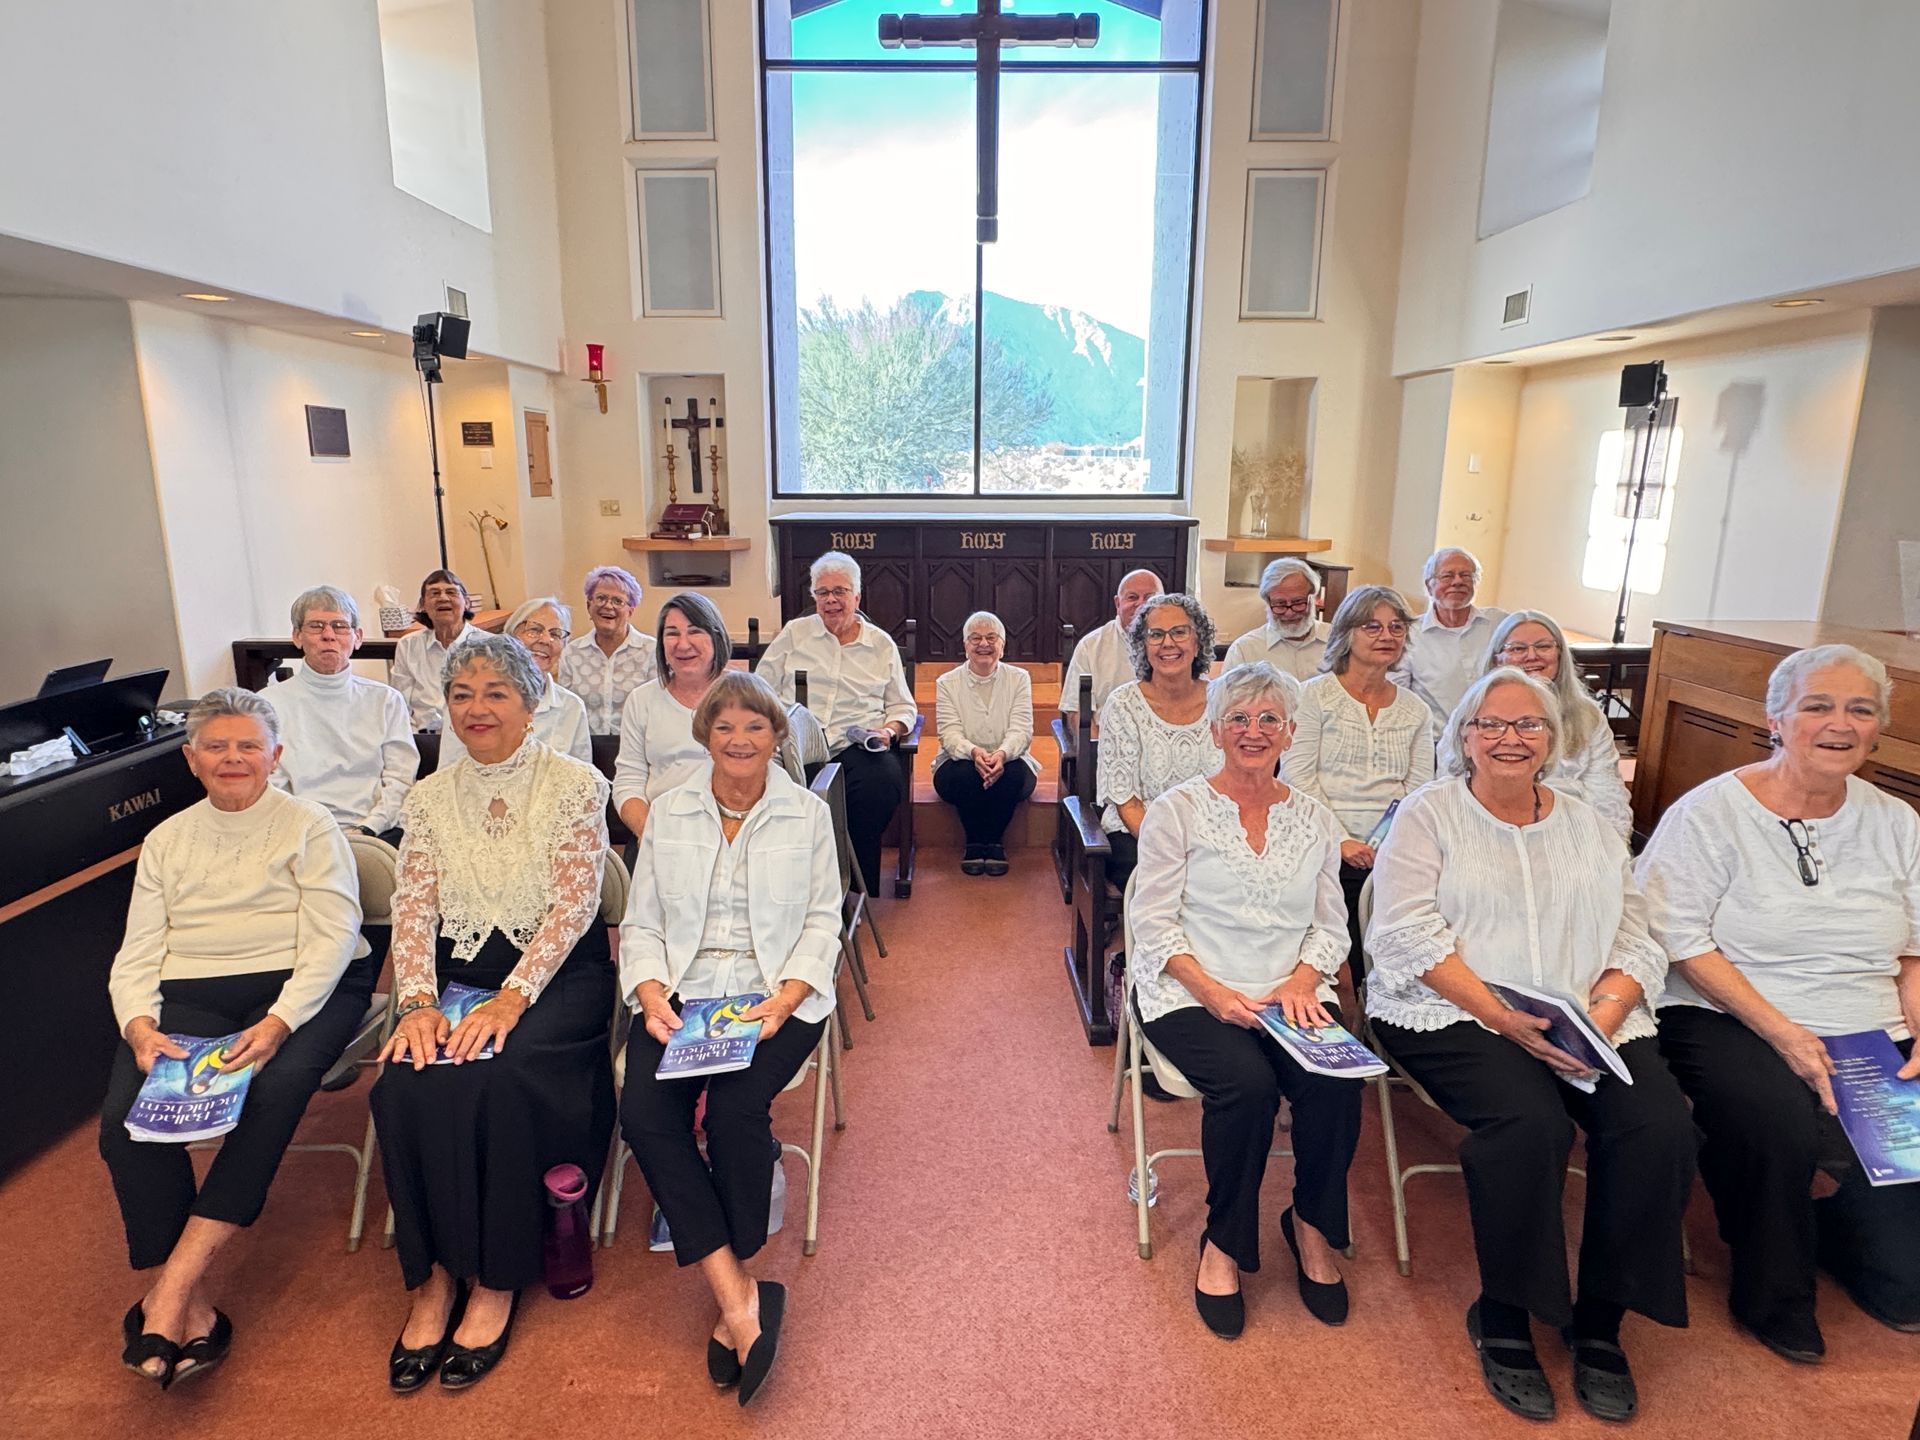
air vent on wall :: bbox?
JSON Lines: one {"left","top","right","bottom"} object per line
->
{"left": 444, "top": 285, "right": 469, "bottom": 320}
{"left": 1500, "top": 285, "right": 1532, "bottom": 328}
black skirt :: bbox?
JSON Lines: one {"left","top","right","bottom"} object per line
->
{"left": 371, "top": 925, "right": 615, "bottom": 1292}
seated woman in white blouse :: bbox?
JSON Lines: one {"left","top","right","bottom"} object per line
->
{"left": 613, "top": 591, "right": 731, "bottom": 840}
{"left": 1366, "top": 668, "right": 1693, "bottom": 1425}
{"left": 1095, "top": 593, "right": 1222, "bottom": 888}
{"left": 437, "top": 597, "right": 591, "bottom": 767}
{"left": 1131, "top": 663, "right": 1359, "bottom": 1339}
{"left": 619, "top": 671, "right": 841, "bottom": 1408}
{"left": 933, "top": 610, "right": 1038, "bottom": 876}
{"left": 101, "top": 689, "right": 367, "bottom": 1388}
{"left": 1283, "top": 584, "right": 1435, "bottom": 988}
{"left": 1638, "top": 643, "right": 1920, "bottom": 1362}
{"left": 1473, "top": 610, "right": 1631, "bottom": 841}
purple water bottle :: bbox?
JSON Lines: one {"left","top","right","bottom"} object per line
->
{"left": 543, "top": 1163, "right": 594, "bottom": 1300}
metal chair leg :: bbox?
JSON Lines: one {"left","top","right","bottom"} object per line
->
{"left": 803, "top": 1031, "right": 830, "bottom": 1255}
{"left": 835, "top": 1001, "right": 854, "bottom": 1052}
{"left": 601, "top": 1138, "right": 630, "bottom": 1247}
{"left": 843, "top": 934, "right": 875, "bottom": 1023}
{"left": 347, "top": 1111, "right": 377, "bottom": 1252}
{"left": 1128, "top": 1020, "right": 1154, "bottom": 1260}
{"left": 1376, "top": 1075, "right": 1413, "bottom": 1277}
{"left": 828, "top": 1038, "right": 846, "bottom": 1132}
{"left": 1106, "top": 1022, "right": 1128, "bottom": 1133}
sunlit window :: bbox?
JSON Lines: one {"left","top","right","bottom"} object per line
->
{"left": 1582, "top": 404, "right": 1683, "bottom": 596}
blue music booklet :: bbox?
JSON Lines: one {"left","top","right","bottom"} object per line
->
{"left": 1823, "top": 1030, "right": 1920, "bottom": 1186}
{"left": 656, "top": 995, "right": 767, "bottom": 1079}
{"left": 126, "top": 1032, "right": 255, "bottom": 1143}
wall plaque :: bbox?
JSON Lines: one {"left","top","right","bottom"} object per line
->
{"left": 461, "top": 421, "right": 495, "bottom": 446}
{"left": 304, "top": 405, "right": 349, "bottom": 458}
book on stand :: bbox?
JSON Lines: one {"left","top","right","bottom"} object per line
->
{"left": 125, "top": 1032, "right": 256, "bottom": 1143}
{"left": 1255, "top": 1008, "right": 1389, "bottom": 1079}
{"left": 1485, "top": 980, "right": 1632, "bottom": 1093}
{"left": 1822, "top": 1030, "right": 1920, "bottom": 1186}
{"left": 656, "top": 994, "right": 767, "bottom": 1079}
{"left": 431, "top": 982, "right": 502, "bottom": 1064}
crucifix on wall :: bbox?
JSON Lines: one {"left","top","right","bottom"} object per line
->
{"left": 879, "top": 0, "right": 1099, "bottom": 243}
{"left": 665, "top": 395, "right": 713, "bottom": 493}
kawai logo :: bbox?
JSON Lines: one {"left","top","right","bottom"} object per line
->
{"left": 108, "top": 788, "right": 164, "bottom": 824}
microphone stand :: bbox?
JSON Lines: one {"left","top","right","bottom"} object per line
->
{"left": 418, "top": 368, "right": 450, "bottom": 571}
{"left": 1611, "top": 390, "right": 1665, "bottom": 645}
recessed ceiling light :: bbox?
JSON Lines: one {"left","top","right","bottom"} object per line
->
{"left": 1484, "top": 359, "right": 1514, "bottom": 365}
{"left": 1595, "top": 334, "right": 1637, "bottom": 342}
{"left": 1772, "top": 298, "right": 1824, "bottom": 308}
{"left": 346, "top": 330, "right": 383, "bottom": 338}
{"left": 179, "top": 292, "right": 231, "bottom": 302}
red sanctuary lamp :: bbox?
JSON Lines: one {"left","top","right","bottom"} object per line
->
{"left": 584, "top": 343, "right": 608, "bottom": 414}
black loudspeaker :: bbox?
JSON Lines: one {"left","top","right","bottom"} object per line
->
{"left": 415, "top": 311, "right": 470, "bottom": 359}
{"left": 1619, "top": 360, "right": 1665, "bottom": 409}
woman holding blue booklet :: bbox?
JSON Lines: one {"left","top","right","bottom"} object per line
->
{"left": 618, "top": 670, "right": 842, "bottom": 1407}
{"left": 1130, "top": 662, "right": 1361, "bottom": 1339}
{"left": 372, "top": 635, "right": 614, "bottom": 1393}
{"left": 1366, "top": 667, "right": 1694, "bottom": 1425}
{"left": 1638, "top": 643, "right": 1920, "bottom": 1362}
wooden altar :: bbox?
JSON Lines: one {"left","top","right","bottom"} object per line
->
{"left": 1632, "top": 619, "right": 1920, "bottom": 835}
{"left": 771, "top": 514, "right": 1199, "bottom": 663}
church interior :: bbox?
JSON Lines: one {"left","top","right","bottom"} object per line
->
{"left": 4, "top": 1, "right": 1920, "bottom": 1434}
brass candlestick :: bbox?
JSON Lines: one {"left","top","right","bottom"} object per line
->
{"left": 663, "top": 443, "right": 679, "bottom": 504}
{"left": 706, "top": 441, "right": 728, "bottom": 534}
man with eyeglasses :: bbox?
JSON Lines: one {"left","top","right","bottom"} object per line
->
{"left": 757, "top": 551, "right": 917, "bottom": 894}
{"left": 1398, "top": 547, "right": 1508, "bottom": 723}
{"left": 1059, "top": 568, "right": 1164, "bottom": 719}
{"left": 263, "top": 585, "right": 417, "bottom": 841}
{"left": 1223, "top": 558, "right": 1330, "bottom": 680}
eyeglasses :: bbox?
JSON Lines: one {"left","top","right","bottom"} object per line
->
{"left": 965, "top": 634, "right": 999, "bottom": 646}
{"left": 1359, "top": 620, "right": 1409, "bottom": 637}
{"left": 1780, "top": 818, "right": 1824, "bottom": 887}
{"left": 1498, "top": 641, "right": 1559, "bottom": 658}
{"left": 590, "top": 593, "right": 632, "bottom": 608}
{"left": 1222, "top": 710, "right": 1288, "bottom": 733}
{"left": 515, "top": 623, "right": 569, "bottom": 643}
{"left": 422, "top": 587, "right": 466, "bottom": 600}
{"left": 300, "top": 620, "right": 356, "bottom": 636}
{"left": 1433, "top": 569, "right": 1476, "bottom": 583}
{"left": 813, "top": 586, "right": 855, "bottom": 601}
{"left": 1267, "top": 597, "right": 1314, "bottom": 615}
{"left": 1468, "top": 715, "right": 1549, "bottom": 738}
{"left": 1144, "top": 625, "right": 1193, "bottom": 643}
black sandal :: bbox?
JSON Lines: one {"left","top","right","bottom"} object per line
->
{"left": 1466, "top": 1300, "right": 1555, "bottom": 1421}
{"left": 1562, "top": 1332, "right": 1638, "bottom": 1423}
{"left": 120, "top": 1303, "right": 181, "bottom": 1391}
{"left": 171, "top": 1310, "right": 233, "bottom": 1387}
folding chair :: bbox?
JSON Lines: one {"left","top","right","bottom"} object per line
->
{"left": 190, "top": 831, "right": 399, "bottom": 1252}
{"left": 810, "top": 762, "right": 876, "bottom": 1049}
{"left": 1104, "top": 874, "right": 1291, "bottom": 1260}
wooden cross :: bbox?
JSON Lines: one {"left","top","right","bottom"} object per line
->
{"left": 879, "top": 0, "right": 1099, "bottom": 243}
{"left": 666, "top": 396, "right": 714, "bottom": 493}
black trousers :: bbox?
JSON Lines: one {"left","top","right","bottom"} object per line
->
{"left": 1659, "top": 1005, "right": 1920, "bottom": 1331}
{"left": 834, "top": 744, "right": 905, "bottom": 897}
{"left": 620, "top": 1008, "right": 828, "bottom": 1267}
{"left": 1338, "top": 861, "right": 1369, "bottom": 990}
{"left": 1378, "top": 1020, "right": 1695, "bottom": 1329}
{"left": 98, "top": 957, "right": 374, "bottom": 1271}
{"left": 1103, "top": 829, "right": 1139, "bottom": 889}
{"left": 932, "top": 758, "right": 1036, "bottom": 847}
{"left": 372, "top": 928, "right": 616, "bottom": 1292}
{"left": 1140, "top": 1001, "right": 1364, "bottom": 1273}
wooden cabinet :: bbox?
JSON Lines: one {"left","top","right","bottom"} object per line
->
{"left": 772, "top": 515, "right": 1197, "bottom": 662}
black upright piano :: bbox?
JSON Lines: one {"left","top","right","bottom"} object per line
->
{"left": 0, "top": 672, "right": 200, "bottom": 1179}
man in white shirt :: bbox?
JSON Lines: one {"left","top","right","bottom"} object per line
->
{"left": 388, "top": 568, "right": 487, "bottom": 733}
{"left": 1223, "top": 557, "right": 1332, "bottom": 680}
{"left": 1397, "top": 547, "right": 1508, "bottom": 723}
{"left": 757, "top": 550, "right": 917, "bottom": 893}
{"left": 266, "top": 585, "right": 418, "bottom": 839}
{"left": 1059, "top": 567, "right": 1163, "bottom": 719}
{"left": 558, "top": 564, "right": 658, "bottom": 735}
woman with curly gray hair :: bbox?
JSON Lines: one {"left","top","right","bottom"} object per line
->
{"left": 1094, "top": 592, "right": 1221, "bottom": 889}
{"left": 371, "top": 633, "right": 615, "bottom": 1393}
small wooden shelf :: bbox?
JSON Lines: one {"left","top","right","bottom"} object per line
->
{"left": 1202, "top": 536, "right": 1332, "bottom": 554}
{"left": 621, "top": 536, "right": 751, "bottom": 552}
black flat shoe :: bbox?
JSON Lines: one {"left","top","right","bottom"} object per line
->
{"left": 1194, "top": 1235, "right": 1244, "bottom": 1339}
{"left": 1280, "top": 1207, "right": 1348, "bottom": 1326}
{"left": 1467, "top": 1300, "right": 1555, "bottom": 1421}
{"left": 170, "top": 1310, "right": 233, "bottom": 1388}
{"left": 738, "top": 1281, "right": 787, "bottom": 1407}
{"left": 1732, "top": 1307, "right": 1825, "bottom": 1364}
{"left": 708, "top": 1335, "right": 743, "bottom": 1388}
{"left": 960, "top": 846, "right": 986, "bottom": 876}
{"left": 390, "top": 1283, "right": 469, "bottom": 1394}
{"left": 1560, "top": 1329, "right": 1638, "bottom": 1423}
{"left": 982, "top": 845, "right": 1010, "bottom": 876}
{"left": 439, "top": 1290, "right": 518, "bottom": 1391}
{"left": 120, "top": 1303, "right": 180, "bottom": 1390}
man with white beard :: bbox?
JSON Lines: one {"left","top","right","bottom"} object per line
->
{"left": 1223, "top": 558, "right": 1331, "bottom": 680}
{"left": 1397, "top": 547, "right": 1508, "bottom": 723}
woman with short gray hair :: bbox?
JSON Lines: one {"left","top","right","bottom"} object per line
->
{"left": 1283, "top": 585, "right": 1434, "bottom": 991}
{"left": 103, "top": 687, "right": 368, "bottom": 1388}
{"left": 1638, "top": 642, "right": 1920, "bottom": 1362}
{"left": 371, "top": 634, "right": 615, "bottom": 1392}
{"left": 440, "top": 600, "right": 591, "bottom": 767}
{"left": 934, "top": 610, "right": 1038, "bottom": 875}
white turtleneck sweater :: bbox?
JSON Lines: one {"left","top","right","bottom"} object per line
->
{"left": 110, "top": 786, "right": 362, "bottom": 1034}
{"left": 265, "top": 664, "right": 418, "bottom": 833}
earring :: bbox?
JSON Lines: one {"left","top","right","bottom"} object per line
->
{"left": 1768, "top": 733, "right": 1782, "bottom": 749}
{"left": 1872, "top": 741, "right": 1881, "bottom": 754}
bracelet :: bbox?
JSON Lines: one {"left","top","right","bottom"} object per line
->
{"left": 395, "top": 996, "right": 440, "bottom": 1020}
{"left": 1589, "top": 991, "right": 1631, "bottom": 1008}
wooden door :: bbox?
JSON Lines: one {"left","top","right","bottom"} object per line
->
{"left": 524, "top": 410, "right": 552, "bottom": 497}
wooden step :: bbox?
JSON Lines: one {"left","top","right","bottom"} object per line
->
{"left": 905, "top": 733, "right": 1059, "bottom": 850}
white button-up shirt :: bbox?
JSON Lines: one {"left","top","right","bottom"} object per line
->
{"left": 756, "top": 614, "right": 916, "bottom": 754}
{"left": 560, "top": 626, "right": 659, "bottom": 736}
{"left": 438, "top": 676, "right": 592, "bottom": 768}
{"left": 264, "top": 665, "right": 417, "bottom": 833}
{"left": 612, "top": 679, "right": 708, "bottom": 813}
{"left": 1397, "top": 606, "right": 1509, "bottom": 723}
{"left": 1059, "top": 619, "right": 1135, "bottom": 718}
{"left": 933, "top": 663, "right": 1038, "bottom": 775}
{"left": 390, "top": 622, "right": 487, "bottom": 731}
{"left": 1283, "top": 673, "right": 1435, "bottom": 841}
{"left": 1223, "top": 619, "right": 1331, "bottom": 681}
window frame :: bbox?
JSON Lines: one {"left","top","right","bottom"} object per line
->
{"left": 757, "top": 5, "right": 1210, "bottom": 502}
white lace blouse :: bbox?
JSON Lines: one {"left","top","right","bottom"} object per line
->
{"left": 1129, "top": 777, "right": 1350, "bottom": 1023}
{"left": 1364, "top": 775, "right": 1667, "bottom": 1042}
{"left": 1283, "top": 673, "right": 1436, "bottom": 841}
{"left": 1095, "top": 681, "right": 1221, "bottom": 834}
{"left": 391, "top": 738, "right": 610, "bottom": 1004}
{"left": 1544, "top": 711, "right": 1633, "bottom": 843}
